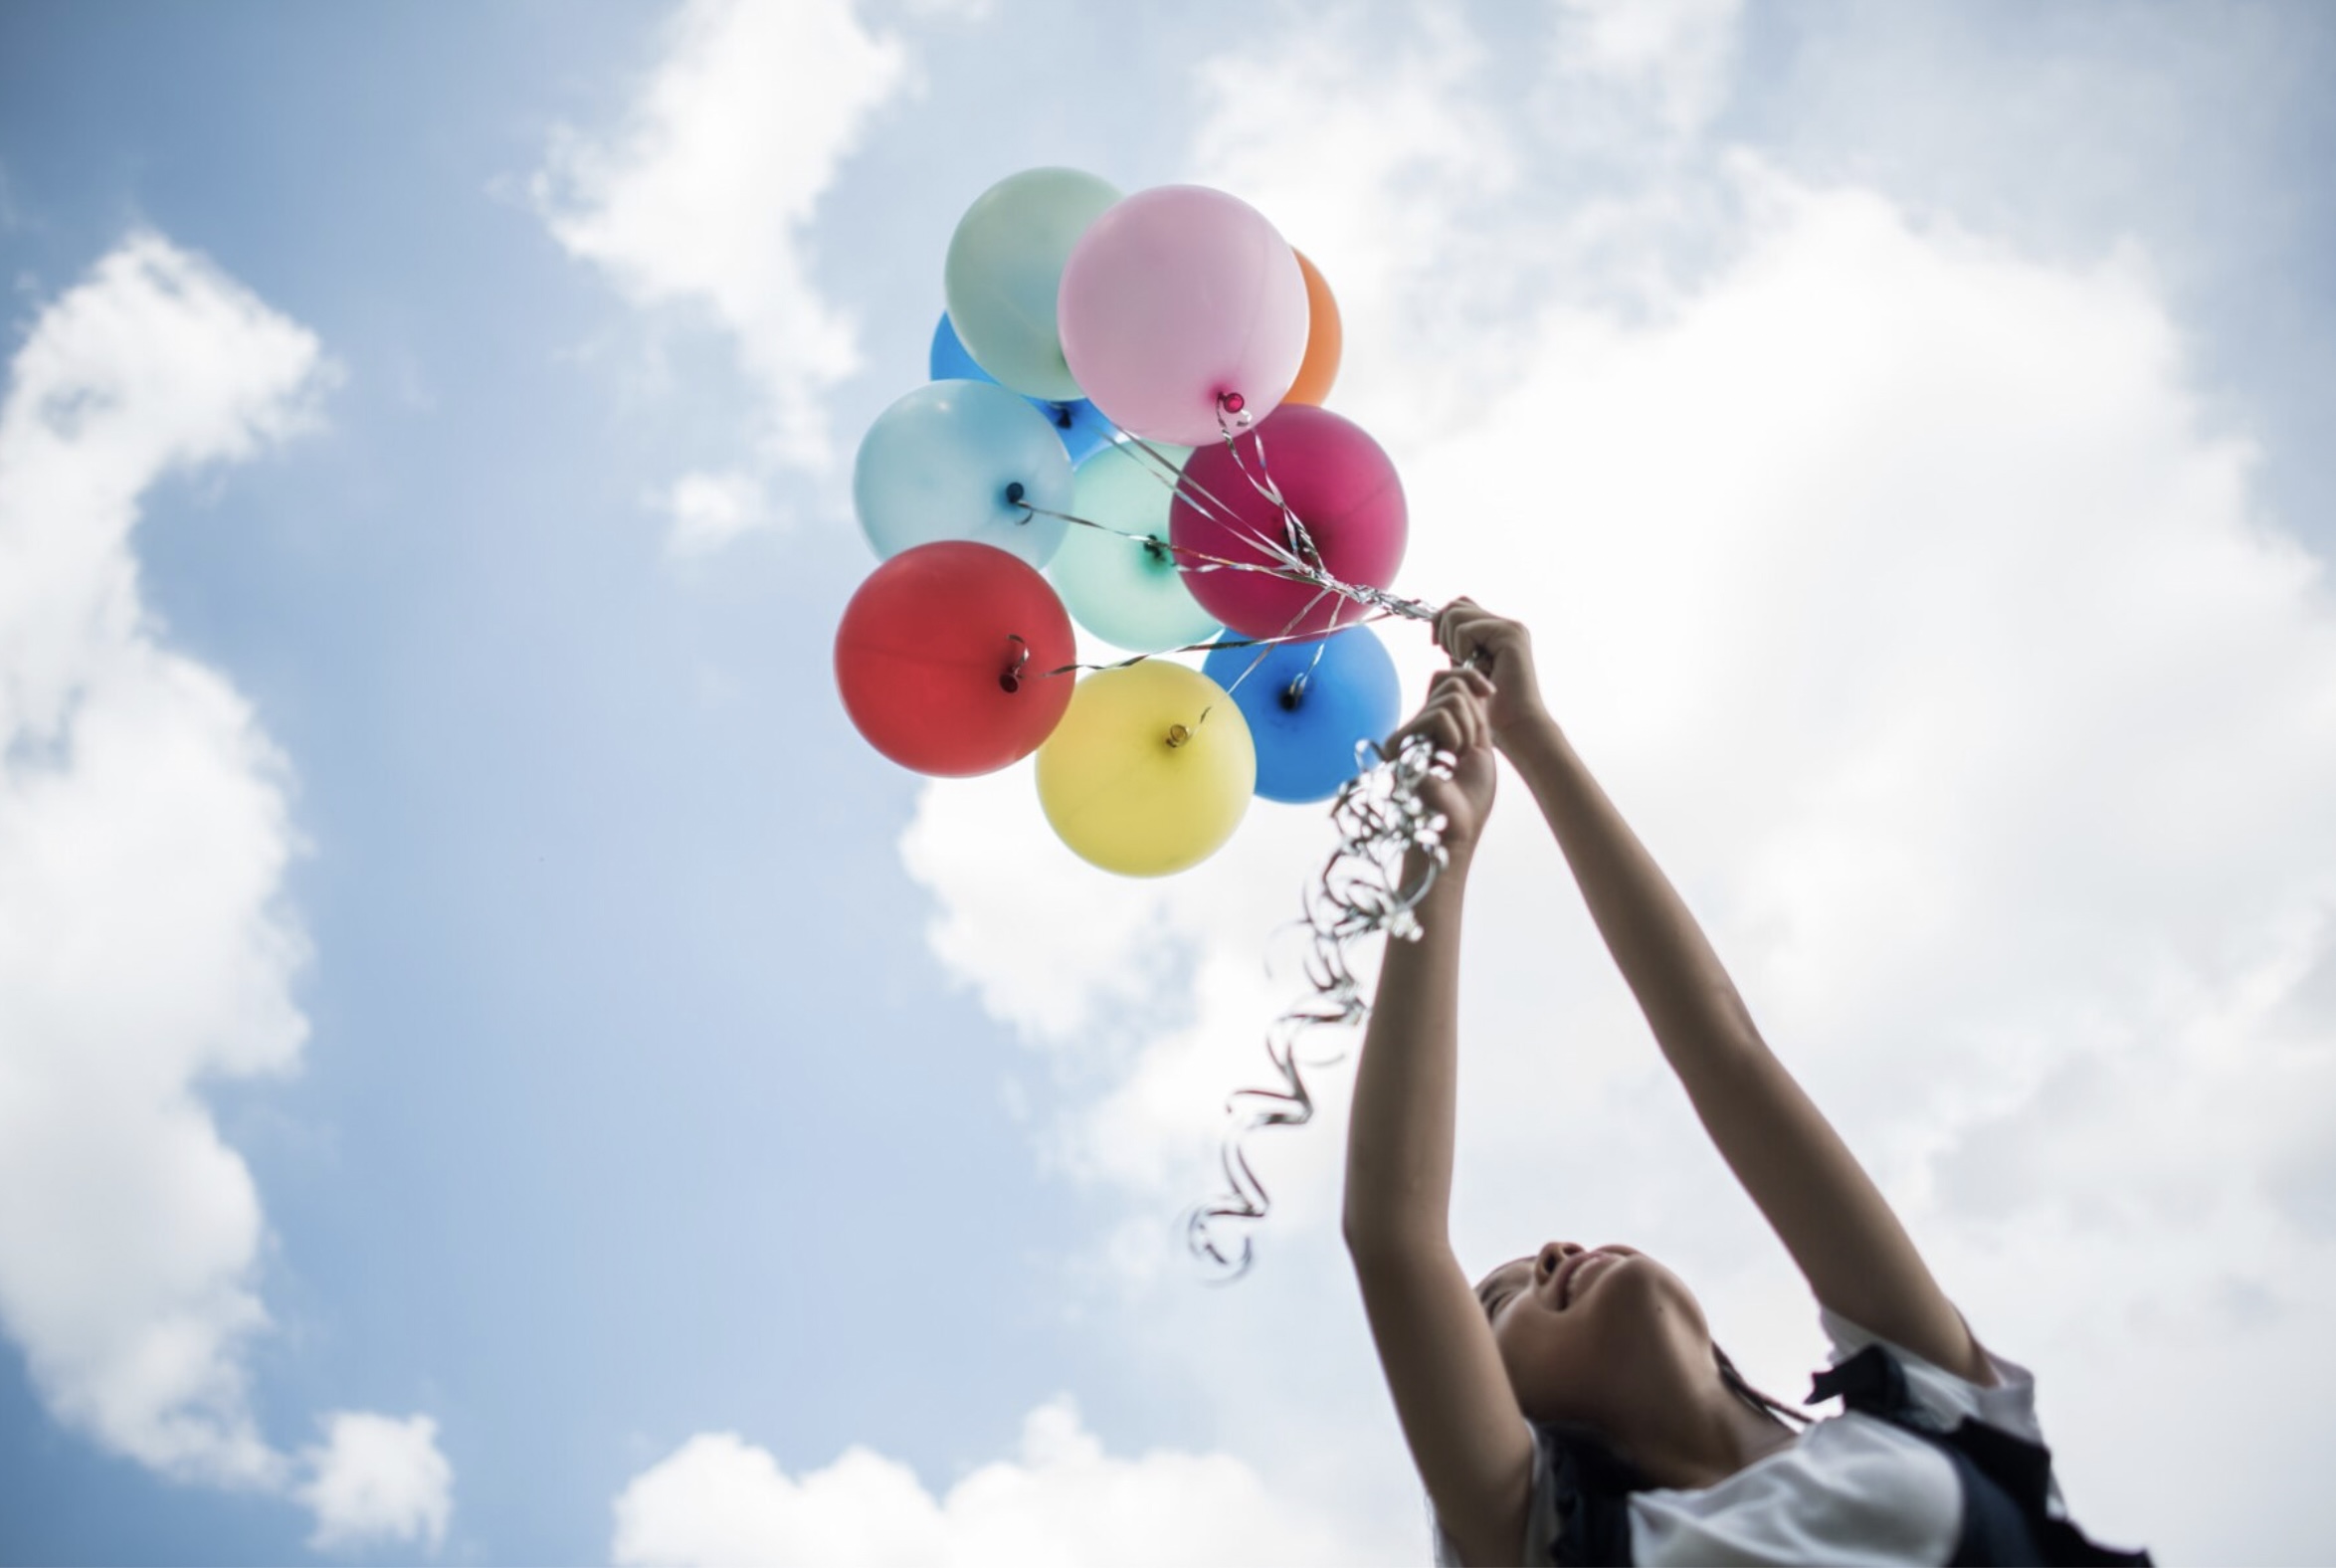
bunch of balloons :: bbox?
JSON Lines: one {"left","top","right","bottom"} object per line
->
{"left": 835, "top": 166, "right": 1422, "bottom": 877}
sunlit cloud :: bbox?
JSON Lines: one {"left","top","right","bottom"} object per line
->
{"left": 611, "top": 1396, "right": 1365, "bottom": 1567}
{"left": 298, "top": 1412, "right": 456, "bottom": 1555}
{"left": 535, "top": 0, "right": 909, "bottom": 548}
{"left": 0, "top": 231, "right": 459, "bottom": 1545}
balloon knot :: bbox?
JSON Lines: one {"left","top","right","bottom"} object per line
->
{"left": 1219, "top": 391, "right": 1246, "bottom": 415}
{"left": 1005, "top": 481, "right": 1027, "bottom": 506}
{"left": 1165, "top": 723, "right": 1192, "bottom": 748}
{"left": 1279, "top": 678, "right": 1306, "bottom": 711}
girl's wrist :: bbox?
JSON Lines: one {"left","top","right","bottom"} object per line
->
{"left": 1494, "top": 706, "right": 1563, "bottom": 758}
{"left": 1417, "top": 834, "right": 1475, "bottom": 881}
{"left": 1404, "top": 836, "right": 1472, "bottom": 884}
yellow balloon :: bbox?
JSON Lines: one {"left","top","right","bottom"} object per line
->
{"left": 1037, "top": 662, "right": 1256, "bottom": 877}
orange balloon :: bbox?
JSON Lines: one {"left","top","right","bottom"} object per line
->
{"left": 1284, "top": 251, "right": 1343, "bottom": 406}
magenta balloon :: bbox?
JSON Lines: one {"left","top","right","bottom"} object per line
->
{"left": 1169, "top": 405, "right": 1407, "bottom": 639}
{"left": 1058, "top": 185, "right": 1309, "bottom": 447}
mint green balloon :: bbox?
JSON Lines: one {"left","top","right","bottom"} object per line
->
{"left": 1049, "top": 443, "right": 1224, "bottom": 654}
{"left": 945, "top": 168, "right": 1121, "bottom": 403}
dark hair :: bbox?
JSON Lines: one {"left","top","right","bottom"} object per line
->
{"left": 1522, "top": 1341, "right": 1812, "bottom": 1502}
{"left": 1715, "top": 1341, "right": 1811, "bottom": 1430}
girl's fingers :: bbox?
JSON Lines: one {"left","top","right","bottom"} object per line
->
{"left": 1405, "top": 674, "right": 1492, "bottom": 753}
{"left": 1435, "top": 600, "right": 1490, "bottom": 664}
{"left": 1399, "top": 687, "right": 1467, "bottom": 740}
{"left": 1396, "top": 709, "right": 1463, "bottom": 758}
{"left": 1430, "top": 682, "right": 1492, "bottom": 750}
{"left": 1445, "top": 613, "right": 1517, "bottom": 663}
{"left": 1396, "top": 692, "right": 1462, "bottom": 740}
{"left": 1420, "top": 677, "right": 1487, "bottom": 723}
{"left": 1433, "top": 600, "right": 1464, "bottom": 657}
{"left": 1424, "top": 665, "right": 1494, "bottom": 702}
{"left": 1438, "top": 610, "right": 1522, "bottom": 674}
{"left": 1429, "top": 682, "right": 1466, "bottom": 752}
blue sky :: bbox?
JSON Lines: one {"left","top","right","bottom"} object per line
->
{"left": 3, "top": 2, "right": 2334, "bottom": 1563}
{"left": 0, "top": 4, "right": 1104, "bottom": 1559}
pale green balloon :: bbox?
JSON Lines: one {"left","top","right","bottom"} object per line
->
{"left": 944, "top": 168, "right": 1120, "bottom": 403}
{"left": 1050, "top": 443, "right": 1224, "bottom": 654}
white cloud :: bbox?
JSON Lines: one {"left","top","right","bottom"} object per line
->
{"left": 0, "top": 232, "right": 456, "bottom": 1538}
{"left": 535, "top": 0, "right": 908, "bottom": 541}
{"left": 1548, "top": 0, "right": 1742, "bottom": 143}
{"left": 656, "top": 466, "right": 770, "bottom": 557}
{"left": 899, "top": 11, "right": 2336, "bottom": 1562}
{"left": 298, "top": 1412, "right": 456, "bottom": 1554}
{"left": 609, "top": 1396, "right": 1369, "bottom": 1567}
{"left": 0, "top": 232, "right": 327, "bottom": 1485}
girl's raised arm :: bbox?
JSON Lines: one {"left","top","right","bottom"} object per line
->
{"left": 1436, "top": 601, "right": 1992, "bottom": 1386}
{"left": 1343, "top": 669, "right": 1535, "bottom": 1567}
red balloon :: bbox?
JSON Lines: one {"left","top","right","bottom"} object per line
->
{"left": 835, "top": 540, "right": 1076, "bottom": 776}
{"left": 1169, "top": 404, "right": 1406, "bottom": 638}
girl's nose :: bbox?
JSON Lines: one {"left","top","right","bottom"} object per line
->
{"left": 1536, "top": 1242, "right": 1581, "bottom": 1279}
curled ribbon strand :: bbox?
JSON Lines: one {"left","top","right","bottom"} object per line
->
{"left": 1184, "top": 729, "right": 1458, "bottom": 1278}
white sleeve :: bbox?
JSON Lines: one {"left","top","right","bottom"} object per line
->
{"left": 1818, "top": 1305, "right": 2046, "bottom": 1447}
{"left": 1427, "top": 1424, "right": 1564, "bottom": 1566}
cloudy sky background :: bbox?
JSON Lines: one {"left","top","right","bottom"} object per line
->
{"left": 3, "top": 0, "right": 2333, "bottom": 1561}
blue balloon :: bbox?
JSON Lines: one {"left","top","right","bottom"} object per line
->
{"left": 930, "top": 312, "right": 1115, "bottom": 466}
{"left": 1202, "top": 624, "right": 1401, "bottom": 804}
{"left": 927, "top": 310, "right": 989, "bottom": 381}
{"left": 1040, "top": 395, "right": 1115, "bottom": 466}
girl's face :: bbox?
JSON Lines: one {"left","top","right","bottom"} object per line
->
{"left": 1476, "top": 1243, "right": 1713, "bottom": 1429}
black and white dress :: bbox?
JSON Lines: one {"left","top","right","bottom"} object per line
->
{"left": 1430, "top": 1307, "right": 2149, "bottom": 1566}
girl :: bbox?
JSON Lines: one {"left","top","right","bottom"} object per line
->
{"left": 1343, "top": 600, "right": 2149, "bottom": 1567}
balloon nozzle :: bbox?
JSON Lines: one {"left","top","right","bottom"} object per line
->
{"left": 1001, "top": 634, "right": 1031, "bottom": 693}
{"left": 1005, "top": 481, "right": 1027, "bottom": 506}
{"left": 1279, "top": 677, "right": 1306, "bottom": 710}
{"left": 1219, "top": 391, "right": 1246, "bottom": 415}
{"left": 1165, "top": 723, "right": 1192, "bottom": 748}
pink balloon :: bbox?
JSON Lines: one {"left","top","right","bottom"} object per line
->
{"left": 1169, "top": 405, "right": 1407, "bottom": 639}
{"left": 1058, "top": 186, "right": 1310, "bottom": 447}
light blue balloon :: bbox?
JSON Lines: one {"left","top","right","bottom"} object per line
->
{"left": 929, "top": 312, "right": 1114, "bottom": 465}
{"left": 943, "top": 167, "right": 1120, "bottom": 401}
{"left": 1049, "top": 441, "right": 1221, "bottom": 653}
{"left": 853, "top": 380, "right": 1073, "bottom": 567}
{"left": 1202, "top": 625, "right": 1401, "bottom": 804}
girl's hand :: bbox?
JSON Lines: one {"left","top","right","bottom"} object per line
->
{"left": 1388, "top": 666, "right": 1498, "bottom": 853}
{"left": 1433, "top": 599, "right": 1548, "bottom": 745}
